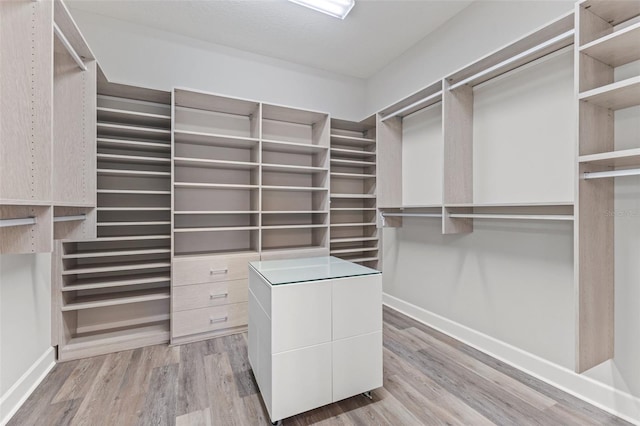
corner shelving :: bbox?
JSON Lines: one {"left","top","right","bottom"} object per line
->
{"left": 329, "top": 116, "right": 379, "bottom": 269}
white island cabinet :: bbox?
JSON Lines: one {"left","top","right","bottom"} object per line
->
{"left": 248, "top": 256, "right": 382, "bottom": 424}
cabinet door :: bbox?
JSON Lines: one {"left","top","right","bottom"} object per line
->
{"left": 272, "top": 280, "right": 331, "bottom": 353}
{"left": 332, "top": 274, "right": 382, "bottom": 340}
{"left": 332, "top": 331, "right": 383, "bottom": 402}
{"left": 272, "top": 343, "right": 332, "bottom": 421}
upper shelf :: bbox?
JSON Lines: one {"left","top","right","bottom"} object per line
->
{"left": 579, "top": 76, "right": 640, "bottom": 110}
{"left": 174, "top": 130, "right": 259, "bottom": 149}
{"left": 579, "top": 148, "right": 640, "bottom": 168}
{"left": 379, "top": 81, "right": 442, "bottom": 121}
{"left": 174, "top": 88, "right": 259, "bottom": 117}
{"left": 581, "top": 0, "right": 640, "bottom": 25}
{"left": 580, "top": 21, "right": 640, "bottom": 67}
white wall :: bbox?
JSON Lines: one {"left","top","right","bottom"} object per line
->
{"left": 366, "top": 1, "right": 575, "bottom": 116}
{"left": 0, "top": 254, "right": 55, "bottom": 424}
{"left": 70, "top": 10, "right": 366, "bottom": 121}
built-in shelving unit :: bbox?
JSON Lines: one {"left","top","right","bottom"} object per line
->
{"left": 575, "top": 0, "right": 640, "bottom": 373}
{"left": 329, "top": 116, "right": 378, "bottom": 269}
{"left": 52, "top": 74, "right": 172, "bottom": 361}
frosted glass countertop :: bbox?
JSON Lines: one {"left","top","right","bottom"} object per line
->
{"left": 249, "top": 256, "right": 380, "bottom": 285}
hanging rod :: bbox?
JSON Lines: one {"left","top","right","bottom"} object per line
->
{"left": 53, "top": 23, "right": 87, "bottom": 72}
{"left": 448, "top": 213, "right": 573, "bottom": 221}
{"left": 583, "top": 168, "right": 640, "bottom": 179}
{"left": 0, "top": 217, "right": 37, "bottom": 228}
{"left": 54, "top": 214, "right": 87, "bottom": 223}
{"left": 381, "top": 91, "right": 443, "bottom": 122}
{"left": 381, "top": 213, "right": 442, "bottom": 218}
{"left": 449, "top": 29, "right": 574, "bottom": 90}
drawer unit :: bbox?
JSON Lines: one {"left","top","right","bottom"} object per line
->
{"left": 172, "top": 279, "right": 248, "bottom": 312}
{"left": 172, "top": 302, "right": 248, "bottom": 338}
{"left": 172, "top": 252, "right": 259, "bottom": 286}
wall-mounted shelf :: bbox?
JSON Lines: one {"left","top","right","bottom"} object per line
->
{"left": 579, "top": 76, "right": 640, "bottom": 110}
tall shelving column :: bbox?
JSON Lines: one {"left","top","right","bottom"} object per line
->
{"left": 171, "top": 89, "right": 260, "bottom": 344}
{"left": 329, "top": 117, "right": 379, "bottom": 269}
{"left": 53, "top": 77, "right": 173, "bottom": 361}
{"left": 575, "top": 0, "right": 640, "bottom": 372}
{"left": 260, "top": 104, "right": 330, "bottom": 260}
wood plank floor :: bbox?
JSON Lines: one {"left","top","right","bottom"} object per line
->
{"left": 9, "top": 306, "right": 631, "bottom": 426}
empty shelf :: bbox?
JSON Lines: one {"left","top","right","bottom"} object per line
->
{"left": 97, "top": 138, "right": 170, "bottom": 152}
{"left": 331, "top": 193, "right": 376, "bottom": 199}
{"left": 174, "top": 157, "right": 258, "bottom": 170}
{"left": 331, "top": 158, "right": 376, "bottom": 167}
{"left": 331, "top": 172, "right": 376, "bottom": 179}
{"left": 95, "top": 235, "right": 170, "bottom": 242}
{"left": 447, "top": 213, "right": 574, "bottom": 221}
{"left": 62, "top": 273, "right": 171, "bottom": 292}
{"left": 174, "top": 182, "right": 259, "bottom": 190}
{"left": 97, "top": 107, "right": 171, "bottom": 128}
{"left": 330, "top": 147, "right": 376, "bottom": 158}
{"left": 97, "top": 169, "right": 171, "bottom": 178}
{"left": 331, "top": 208, "right": 377, "bottom": 211}
{"left": 174, "top": 210, "right": 259, "bottom": 215}
{"left": 330, "top": 222, "right": 377, "bottom": 227}
{"left": 261, "top": 224, "right": 327, "bottom": 230}
{"left": 262, "top": 185, "right": 328, "bottom": 192}
{"left": 581, "top": 0, "right": 640, "bottom": 26}
{"left": 580, "top": 22, "right": 640, "bottom": 67}
{"left": 262, "top": 164, "right": 328, "bottom": 174}
{"left": 98, "top": 207, "right": 171, "bottom": 211}
{"left": 579, "top": 148, "right": 640, "bottom": 168}
{"left": 579, "top": 76, "right": 640, "bottom": 110}
{"left": 330, "top": 134, "right": 376, "bottom": 146}
{"left": 97, "top": 189, "right": 171, "bottom": 195}
{"left": 63, "top": 248, "right": 170, "bottom": 259}
{"left": 330, "top": 247, "right": 378, "bottom": 255}
{"left": 62, "top": 288, "right": 171, "bottom": 311}
{"left": 63, "top": 261, "right": 171, "bottom": 275}
{"left": 98, "top": 123, "right": 171, "bottom": 141}
{"left": 97, "top": 153, "right": 170, "bottom": 164}
{"left": 262, "top": 211, "right": 328, "bottom": 214}
{"left": 330, "top": 236, "right": 378, "bottom": 244}
{"left": 174, "top": 226, "right": 258, "bottom": 233}
{"left": 174, "top": 130, "right": 259, "bottom": 149}
{"left": 262, "top": 139, "right": 328, "bottom": 154}
{"left": 98, "top": 221, "right": 171, "bottom": 226}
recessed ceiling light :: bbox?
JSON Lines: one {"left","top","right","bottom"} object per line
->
{"left": 288, "top": 0, "right": 355, "bottom": 20}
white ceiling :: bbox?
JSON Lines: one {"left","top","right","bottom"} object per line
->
{"left": 67, "top": 0, "right": 473, "bottom": 79}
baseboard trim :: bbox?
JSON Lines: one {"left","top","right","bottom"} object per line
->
{"left": 383, "top": 293, "right": 640, "bottom": 425}
{"left": 0, "top": 347, "right": 56, "bottom": 426}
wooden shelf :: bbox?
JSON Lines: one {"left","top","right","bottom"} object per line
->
{"left": 97, "top": 138, "right": 170, "bottom": 153}
{"left": 345, "top": 256, "right": 379, "bottom": 263}
{"left": 59, "top": 321, "right": 169, "bottom": 362}
{"left": 63, "top": 248, "right": 170, "bottom": 259}
{"left": 262, "top": 224, "right": 327, "bottom": 230}
{"left": 579, "top": 148, "right": 640, "bottom": 167}
{"left": 95, "top": 235, "right": 170, "bottom": 242}
{"left": 330, "top": 172, "right": 376, "bottom": 179}
{"left": 98, "top": 221, "right": 171, "bottom": 227}
{"left": 330, "top": 147, "right": 376, "bottom": 159}
{"left": 331, "top": 158, "right": 376, "bottom": 167}
{"left": 330, "top": 134, "right": 376, "bottom": 146}
{"left": 260, "top": 245, "right": 326, "bottom": 254}
{"left": 262, "top": 163, "right": 328, "bottom": 174}
{"left": 97, "top": 153, "right": 170, "bottom": 164}
{"left": 97, "top": 169, "right": 170, "bottom": 178}
{"left": 97, "top": 107, "right": 170, "bottom": 128}
{"left": 97, "top": 189, "right": 171, "bottom": 195}
{"left": 174, "top": 157, "right": 258, "bottom": 170}
{"left": 331, "top": 208, "right": 377, "bottom": 211}
{"left": 330, "top": 237, "right": 378, "bottom": 244}
{"left": 330, "top": 222, "right": 377, "bottom": 227}
{"left": 98, "top": 207, "right": 171, "bottom": 212}
{"left": 448, "top": 213, "right": 574, "bottom": 221}
{"left": 174, "top": 210, "right": 259, "bottom": 215}
{"left": 331, "top": 194, "right": 376, "bottom": 199}
{"left": 581, "top": 0, "right": 640, "bottom": 26}
{"left": 98, "top": 123, "right": 171, "bottom": 141}
{"left": 262, "top": 185, "right": 328, "bottom": 192}
{"left": 330, "top": 247, "right": 378, "bottom": 255}
{"left": 62, "top": 273, "right": 170, "bottom": 292}
{"left": 174, "top": 226, "right": 258, "bottom": 233}
{"left": 174, "top": 130, "right": 259, "bottom": 149}
{"left": 579, "top": 76, "right": 640, "bottom": 110}
{"left": 580, "top": 22, "right": 640, "bottom": 67}
{"left": 173, "top": 249, "right": 259, "bottom": 259}
{"left": 62, "top": 288, "right": 170, "bottom": 311}
{"left": 62, "top": 261, "right": 171, "bottom": 275}
{"left": 174, "top": 182, "right": 258, "bottom": 190}
{"left": 262, "top": 139, "right": 328, "bottom": 154}
{"left": 262, "top": 211, "right": 328, "bottom": 214}
{"left": 444, "top": 202, "right": 573, "bottom": 208}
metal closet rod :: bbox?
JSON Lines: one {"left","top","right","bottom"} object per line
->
{"left": 583, "top": 168, "right": 640, "bottom": 179}
{"left": 53, "top": 23, "right": 87, "bottom": 72}
{"left": 448, "top": 213, "right": 573, "bottom": 221}
{"left": 0, "top": 217, "right": 37, "bottom": 228}
{"left": 54, "top": 214, "right": 87, "bottom": 223}
{"left": 380, "top": 91, "right": 442, "bottom": 122}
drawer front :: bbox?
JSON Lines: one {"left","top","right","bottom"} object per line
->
{"left": 332, "top": 274, "right": 382, "bottom": 340}
{"left": 173, "top": 253, "right": 259, "bottom": 286}
{"left": 172, "top": 279, "right": 248, "bottom": 312}
{"left": 172, "top": 302, "right": 248, "bottom": 338}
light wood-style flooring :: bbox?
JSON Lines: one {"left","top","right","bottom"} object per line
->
{"left": 9, "top": 306, "right": 631, "bottom": 425}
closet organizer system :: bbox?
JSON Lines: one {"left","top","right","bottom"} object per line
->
{"left": 1, "top": 0, "right": 635, "bottom": 373}
{"left": 377, "top": 0, "right": 640, "bottom": 373}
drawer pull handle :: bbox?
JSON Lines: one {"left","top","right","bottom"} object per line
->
{"left": 209, "top": 292, "right": 228, "bottom": 300}
{"left": 210, "top": 268, "right": 228, "bottom": 275}
{"left": 210, "top": 316, "right": 228, "bottom": 324}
